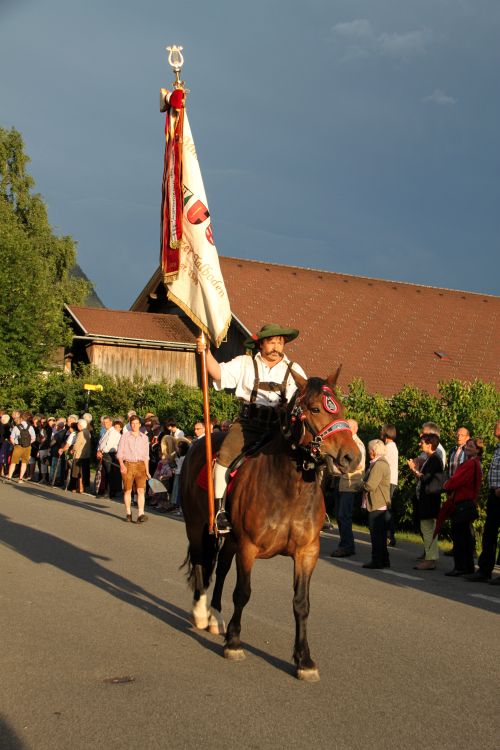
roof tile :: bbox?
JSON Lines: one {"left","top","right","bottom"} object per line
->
{"left": 66, "top": 306, "right": 196, "bottom": 345}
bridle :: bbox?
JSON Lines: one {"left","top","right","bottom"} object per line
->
{"left": 282, "top": 384, "right": 351, "bottom": 470}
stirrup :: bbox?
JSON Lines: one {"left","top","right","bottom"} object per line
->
{"left": 215, "top": 508, "right": 232, "bottom": 535}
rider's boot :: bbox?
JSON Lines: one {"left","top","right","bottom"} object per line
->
{"left": 214, "top": 462, "right": 231, "bottom": 534}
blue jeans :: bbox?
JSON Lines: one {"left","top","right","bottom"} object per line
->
{"left": 335, "top": 491, "right": 356, "bottom": 553}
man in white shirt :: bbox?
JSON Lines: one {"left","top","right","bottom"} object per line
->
{"left": 167, "top": 418, "right": 185, "bottom": 439}
{"left": 97, "top": 415, "right": 122, "bottom": 498}
{"left": 196, "top": 322, "right": 306, "bottom": 533}
{"left": 330, "top": 419, "right": 366, "bottom": 557}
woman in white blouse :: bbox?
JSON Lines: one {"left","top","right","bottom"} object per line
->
{"left": 381, "top": 424, "right": 399, "bottom": 547}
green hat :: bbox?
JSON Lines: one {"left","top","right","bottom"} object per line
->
{"left": 244, "top": 323, "right": 299, "bottom": 349}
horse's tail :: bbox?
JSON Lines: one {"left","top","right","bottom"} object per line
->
{"left": 179, "top": 432, "right": 225, "bottom": 595}
{"left": 181, "top": 531, "right": 220, "bottom": 594}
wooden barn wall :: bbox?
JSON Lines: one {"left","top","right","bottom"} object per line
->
{"left": 86, "top": 344, "right": 198, "bottom": 386}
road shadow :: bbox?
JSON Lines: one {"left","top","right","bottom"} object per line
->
{"left": 0, "top": 512, "right": 293, "bottom": 676}
{"left": 0, "top": 716, "right": 26, "bottom": 750}
{"left": 319, "top": 527, "right": 500, "bottom": 614}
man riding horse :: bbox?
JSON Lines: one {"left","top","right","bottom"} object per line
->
{"left": 196, "top": 322, "right": 307, "bottom": 533}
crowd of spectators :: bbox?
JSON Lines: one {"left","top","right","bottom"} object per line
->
{"left": 326, "top": 418, "right": 500, "bottom": 583}
{"left": 0, "top": 408, "right": 225, "bottom": 522}
{"left": 1, "top": 407, "right": 499, "bottom": 582}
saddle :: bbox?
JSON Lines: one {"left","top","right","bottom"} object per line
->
{"left": 195, "top": 431, "right": 276, "bottom": 493}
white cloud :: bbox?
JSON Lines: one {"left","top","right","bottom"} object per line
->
{"left": 332, "top": 19, "right": 373, "bottom": 39}
{"left": 332, "top": 19, "right": 431, "bottom": 61}
{"left": 423, "top": 89, "right": 457, "bottom": 105}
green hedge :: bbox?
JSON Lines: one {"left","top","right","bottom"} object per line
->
{"left": 1, "top": 368, "right": 498, "bottom": 533}
{"left": 0, "top": 365, "right": 239, "bottom": 432}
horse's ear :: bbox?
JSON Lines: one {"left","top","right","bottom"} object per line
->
{"left": 291, "top": 369, "right": 307, "bottom": 392}
{"left": 327, "top": 365, "right": 343, "bottom": 388}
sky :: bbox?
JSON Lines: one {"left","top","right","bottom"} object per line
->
{"left": 1, "top": 0, "right": 499, "bottom": 309}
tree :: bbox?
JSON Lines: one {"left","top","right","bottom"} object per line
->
{"left": 0, "top": 127, "right": 89, "bottom": 376}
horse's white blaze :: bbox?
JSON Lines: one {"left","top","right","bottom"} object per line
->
{"left": 208, "top": 610, "right": 225, "bottom": 635}
{"left": 192, "top": 594, "right": 209, "bottom": 629}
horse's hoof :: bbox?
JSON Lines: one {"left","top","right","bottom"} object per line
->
{"left": 224, "top": 647, "right": 246, "bottom": 661}
{"left": 208, "top": 613, "right": 226, "bottom": 635}
{"left": 190, "top": 615, "right": 209, "bottom": 630}
{"left": 296, "top": 668, "right": 320, "bottom": 682}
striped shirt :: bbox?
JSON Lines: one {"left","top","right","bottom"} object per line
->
{"left": 488, "top": 443, "right": 500, "bottom": 489}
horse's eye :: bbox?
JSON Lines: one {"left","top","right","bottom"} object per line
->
{"left": 310, "top": 407, "right": 321, "bottom": 414}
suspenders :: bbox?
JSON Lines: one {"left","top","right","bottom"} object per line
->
{"left": 249, "top": 358, "right": 295, "bottom": 405}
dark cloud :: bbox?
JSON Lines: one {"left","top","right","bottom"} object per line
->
{"left": 1, "top": 0, "right": 499, "bottom": 308}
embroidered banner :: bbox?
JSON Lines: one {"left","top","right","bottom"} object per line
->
{"left": 160, "top": 89, "right": 231, "bottom": 348}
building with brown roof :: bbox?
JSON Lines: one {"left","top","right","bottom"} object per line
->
{"left": 131, "top": 257, "right": 500, "bottom": 396}
{"left": 65, "top": 305, "right": 199, "bottom": 385}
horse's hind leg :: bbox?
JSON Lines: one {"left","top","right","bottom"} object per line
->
{"left": 224, "top": 542, "right": 257, "bottom": 661}
{"left": 293, "top": 544, "right": 320, "bottom": 682}
{"left": 208, "top": 536, "right": 236, "bottom": 635}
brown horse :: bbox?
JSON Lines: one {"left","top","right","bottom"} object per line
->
{"left": 180, "top": 369, "right": 361, "bottom": 681}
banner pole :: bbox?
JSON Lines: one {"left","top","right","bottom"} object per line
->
{"left": 198, "top": 330, "right": 216, "bottom": 534}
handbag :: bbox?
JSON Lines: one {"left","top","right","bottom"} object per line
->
{"left": 451, "top": 500, "right": 478, "bottom": 524}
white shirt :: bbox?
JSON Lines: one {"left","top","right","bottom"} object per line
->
{"left": 172, "top": 428, "right": 185, "bottom": 439}
{"left": 98, "top": 427, "right": 122, "bottom": 454}
{"left": 385, "top": 440, "right": 399, "bottom": 485}
{"left": 215, "top": 352, "right": 306, "bottom": 407}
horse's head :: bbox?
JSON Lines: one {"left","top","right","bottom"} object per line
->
{"left": 290, "top": 368, "right": 361, "bottom": 474}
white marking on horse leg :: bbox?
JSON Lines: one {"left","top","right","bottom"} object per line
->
{"left": 208, "top": 609, "right": 226, "bottom": 635}
{"left": 223, "top": 647, "right": 246, "bottom": 661}
{"left": 297, "top": 668, "right": 320, "bottom": 682}
{"left": 192, "top": 594, "right": 209, "bottom": 629}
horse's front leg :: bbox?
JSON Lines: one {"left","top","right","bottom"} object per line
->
{"left": 208, "top": 536, "right": 236, "bottom": 635}
{"left": 191, "top": 563, "right": 210, "bottom": 629}
{"left": 224, "top": 542, "right": 257, "bottom": 661}
{"left": 293, "top": 543, "right": 320, "bottom": 682}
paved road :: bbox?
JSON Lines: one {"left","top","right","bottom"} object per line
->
{"left": 0, "top": 478, "right": 499, "bottom": 750}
